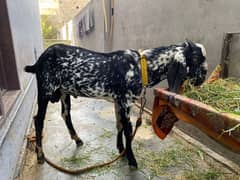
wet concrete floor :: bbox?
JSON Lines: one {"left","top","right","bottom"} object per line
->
{"left": 17, "top": 97, "right": 239, "bottom": 180}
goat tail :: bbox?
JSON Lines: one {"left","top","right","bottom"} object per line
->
{"left": 24, "top": 65, "right": 37, "bottom": 73}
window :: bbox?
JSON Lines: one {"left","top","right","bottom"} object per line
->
{"left": 0, "top": 89, "right": 4, "bottom": 119}
{"left": 0, "top": 0, "right": 20, "bottom": 125}
{"left": 0, "top": 50, "right": 6, "bottom": 91}
{"left": 0, "top": 50, "right": 5, "bottom": 123}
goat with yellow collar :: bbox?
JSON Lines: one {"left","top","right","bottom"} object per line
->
{"left": 25, "top": 40, "right": 207, "bottom": 168}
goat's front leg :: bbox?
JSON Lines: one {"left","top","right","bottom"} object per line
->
{"left": 118, "top": 101, "right": 137, "bottom": 168}
{"left": 35, "top": 96, "right": 48, "bottom": 164}
{"left": 61, "top": 93, "right": 83, "bottom": 146}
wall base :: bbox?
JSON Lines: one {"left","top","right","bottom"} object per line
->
{"left": 0, "top": 78, "right": 36, "bottom": 180}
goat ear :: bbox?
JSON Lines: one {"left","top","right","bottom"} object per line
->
{"left": 167, "top": 61, "right": 187, "bottom": 93}
{"left": 185, "top": 39, "right": 196, "bottom": 51}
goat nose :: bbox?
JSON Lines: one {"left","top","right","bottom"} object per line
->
{"left": 194, "top": 77, "right": 205, "bottom": 86}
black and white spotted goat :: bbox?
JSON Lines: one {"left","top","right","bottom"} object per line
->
{"left": 25, "top": 40, "right": 207, "bottom": 168}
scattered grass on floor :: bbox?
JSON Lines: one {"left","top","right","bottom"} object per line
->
{"left": 99, "top": 128, "right": 114, "bottom": 139}
{"left": 183, "top": 169, "right": 222, "bottom": 180}
{"left": 134, "top": 139, "right": 228, "bottom": 179}
{"left": 135, "top": 140, "right": 194, "bottom": 176}
{"left": 59, "top": 121, "right": 236, "bottom": 179}
{"left": 62, "top": 154, "right": 91, "bottom": 165}
{"left": 85, "top": 149, "right": 124, "bottom": 177}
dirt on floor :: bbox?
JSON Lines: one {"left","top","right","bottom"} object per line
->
{"left": 16, "top": 98, "right": 239, "bottom": 180}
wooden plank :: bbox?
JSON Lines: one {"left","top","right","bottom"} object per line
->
{"left": 153, "top": 88, "right": 240, "bottom": 152}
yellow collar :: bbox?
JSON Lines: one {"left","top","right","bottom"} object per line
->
{"left": 139, "top": 50, "right": 149, "bottom": 87}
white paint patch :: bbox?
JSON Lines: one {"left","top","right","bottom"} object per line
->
{"left": 196, "top": 43, "right": 207, "bottom": 57}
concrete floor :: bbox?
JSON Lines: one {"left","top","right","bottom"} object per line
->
{"left": 17, "top": 97, "right": 238, "bottom": 180}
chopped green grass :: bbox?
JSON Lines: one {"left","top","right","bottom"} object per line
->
{"left": 183, "top": 169, "right": 222, "bottom": 180}
{"left": 184, "top": 78, "right": 240, "bottom": 133}
{"left": 184, "top": 78, "right": 240, "bottom": 115}
{"left": 134, "top": 139, "right": 234, "bottom": 179}
{"left": 136, "top": 143, "right": 195, "bottom": 176}
{"left": 99, "top": 128, "right": 113, "bottom": 139}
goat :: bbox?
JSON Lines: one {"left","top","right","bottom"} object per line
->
{"left": 24, "top": 40, "right": 207, "bottom": 168}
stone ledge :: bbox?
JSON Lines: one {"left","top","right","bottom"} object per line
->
{"left": 0, "top": 78, "right": 36, "bottom": 180}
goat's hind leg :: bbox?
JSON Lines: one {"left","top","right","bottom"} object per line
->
{"left": 61, "top": 93, "right": 83, "bottom": 146}
{"left": 35, "top": 96, "right": 48, "bottom": 164}
{"left": 114, "top": 102, "right": 125, "bottom": 154}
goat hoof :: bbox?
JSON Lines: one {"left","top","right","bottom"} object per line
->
{"left": 128, "top": 159, "right": 138, "bottom": 169}
{"left": 37, "top": 156, "right": 45, "bottom": 164}
{"left": 129, "top": 163, "right": 138, "bottom": 170}
{"left": 118, "top": 147, "right": 125, "bottom": 155}
{"left": 76, "top": 139, "right": 83, "bottom": 147}
{"left": 119, "top": 150, "right": 126, "bottom": 157}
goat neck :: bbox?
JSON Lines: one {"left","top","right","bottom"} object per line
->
{"left": 141, "top": 45, "right": 185, "bottom": 87}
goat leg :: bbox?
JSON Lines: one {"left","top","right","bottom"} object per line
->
{"left": 34, "top": 97, "right": 48, "bottom": 164}
{"left": 119, "top": 103, "right": 137, "bottom": 168}
{"left": 61, "top": 93, "right": 83, "bottom": 146}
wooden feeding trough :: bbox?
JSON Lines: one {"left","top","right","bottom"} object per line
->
{"left": 152, "top": 87, "right": 240, "bottom": 153}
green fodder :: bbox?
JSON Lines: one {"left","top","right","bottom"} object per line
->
{"left": 183, "top": 78, "right": 240, "bottom": 115}
{"left": 134, "top": 140, "right": 225, "bottom": 179}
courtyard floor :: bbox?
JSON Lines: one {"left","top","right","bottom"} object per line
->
{"left": 17, "top": 97, "right": 239, "bottom": 180}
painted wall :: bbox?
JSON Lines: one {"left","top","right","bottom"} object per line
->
{"left": 113, "top": 0, "right": 240, "bottom": 75}
{"left": 73, "top": 0, "right": 240, "bottom": 75}
{"left": 0, "top": 0, "right": 43, "bottom": 179}
{"left": 72, "top": 0, "right": 105, "bottom": 52}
